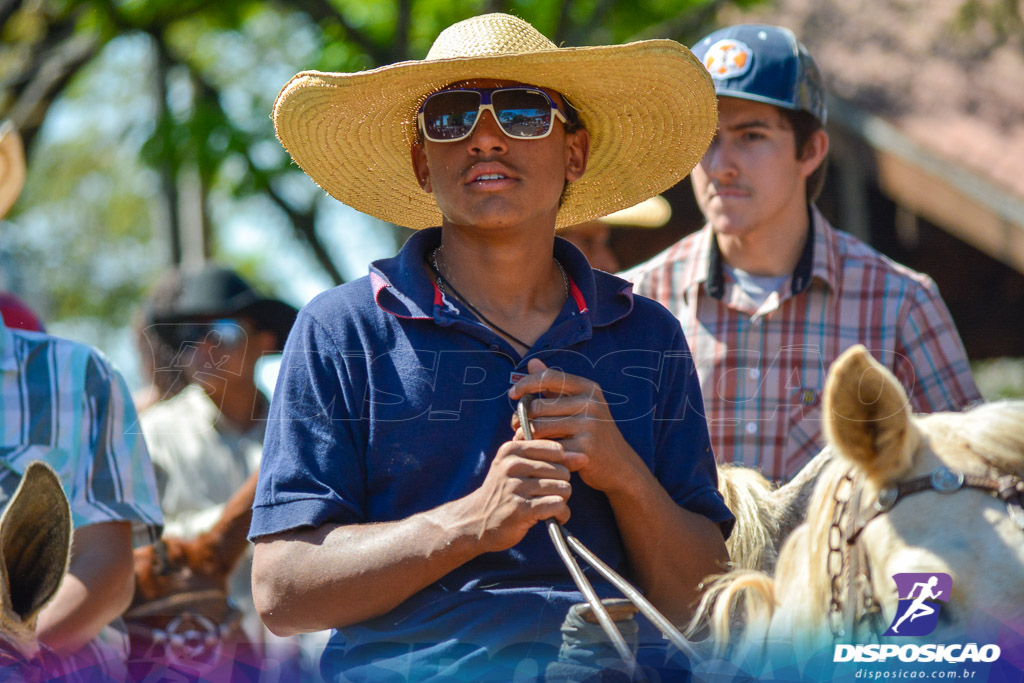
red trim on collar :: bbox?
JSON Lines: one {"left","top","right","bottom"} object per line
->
{"left": 370, "top": 271, "right": 432, "bottom": 320}
{"left": 569, "top": 278, "right": 587, "bottom": 314}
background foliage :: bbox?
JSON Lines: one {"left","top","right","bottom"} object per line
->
{"left": 0, "top": 0, "right": 759, "bottom": 340}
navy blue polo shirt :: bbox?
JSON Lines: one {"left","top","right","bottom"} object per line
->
{"left": 252, "top": 227, "right": 732, "bottom": 681}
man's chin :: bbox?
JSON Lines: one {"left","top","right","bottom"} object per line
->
{"left": 708, "top": 217, "right": 750, "bottom": 238}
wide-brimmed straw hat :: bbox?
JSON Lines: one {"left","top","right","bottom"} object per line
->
{"left": 0, "top": 121, "right": 26, "bottom": 220}
{"left": 273, "top": 13, "right": 717, "bottom": 230}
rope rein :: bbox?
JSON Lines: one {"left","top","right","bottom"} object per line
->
{"left": 517, "top": 394, "right": 700, "bottom": 674}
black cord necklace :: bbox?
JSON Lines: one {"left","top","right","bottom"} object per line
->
{"left": 429, "top": 246, "right": 568, "bottom": 351}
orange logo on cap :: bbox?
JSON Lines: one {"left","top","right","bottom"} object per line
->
{"left": 703, "top": 39, "right": 753, "bottom": 80}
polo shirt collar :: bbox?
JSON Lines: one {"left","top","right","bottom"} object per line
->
{"left": 368, "top": 227, "right": 634, "bottom": 328}
{"left": 702, "top": 204, "right": 835, "bottom": 300}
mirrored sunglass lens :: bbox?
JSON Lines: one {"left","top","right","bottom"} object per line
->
{"left": 492, "top": 90, "right": 553, "bottom": 137}
{"left": 423, "top": 91, "right": 481, "bottom": 140}
{"left": 208, "top": 320, "right": 245, "bottom": 346}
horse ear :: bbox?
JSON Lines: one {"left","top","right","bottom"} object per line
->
{"left": 0, "top": 461, "right": 72, "bottom": 626}
{"left": 824, "top": 345, "right": 920, "bottom": 481}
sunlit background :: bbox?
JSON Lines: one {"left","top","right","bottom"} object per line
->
{"left": 1, "top": 0, "right": 1022, "bottom": 397}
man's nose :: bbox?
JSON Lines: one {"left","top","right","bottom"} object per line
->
{"left": 468, "top": 109, "right": 509, "bottom": 153}
{"left": 700, "top": 136, "right": 735, "bottom": 179}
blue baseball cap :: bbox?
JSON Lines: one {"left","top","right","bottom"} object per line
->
{"left": 692, "top": 24, "right": 826, "bottom": 124}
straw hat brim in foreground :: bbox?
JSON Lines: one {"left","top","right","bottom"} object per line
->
{"left": 273, "top": 15, "right": 717, "bottom": 230}
{"left": 0, "top": 121, "right": 26, "bottom": 220}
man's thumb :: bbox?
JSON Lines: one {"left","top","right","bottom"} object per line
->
{"left": 527, "top": 358, "right": 547, "bottom": 374}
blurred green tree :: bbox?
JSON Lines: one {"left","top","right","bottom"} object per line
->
{"left": 0, "top": 0, "right": 760, "bottom": 331}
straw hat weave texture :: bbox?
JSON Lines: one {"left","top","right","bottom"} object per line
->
{"left": 273, "top": 13, "right": 717, "bottom": 230}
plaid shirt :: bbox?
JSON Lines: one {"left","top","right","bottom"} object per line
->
{"left": 0, "top": 321, "right": 162, "bottom": 677}
{"left": 623, "top": 206, "right": 981, "bottom": 481}
{"left": 0, "top": 322, "right": 162, "bottom": 539}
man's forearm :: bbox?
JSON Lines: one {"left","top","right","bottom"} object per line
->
{"left": 252, "top": 497, "right": 488, "bottom": 636}
{"left": 36, "top": 522, "right": 135, "bottom": 654}
{"left": 604, "top": 457, "right": 729, "bottom": 625}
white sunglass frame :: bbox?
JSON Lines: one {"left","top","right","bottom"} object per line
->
{"left": 417, "top": 87, "right": 569, "bottom": 143}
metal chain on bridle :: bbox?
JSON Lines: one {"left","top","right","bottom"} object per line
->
{"left": 826, "top": 460, "right": 1024, "bottom": 643}
{"left": 517, "top": 395, "right": 701, "bottom": 677}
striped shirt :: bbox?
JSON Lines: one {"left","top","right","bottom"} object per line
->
{"left": 622, "top": 206, "right": 981, "bottom": 481}
{"left": 0, "top": 323, "right": 162, "bottom": 541}
{"left": 0, "top": 322, "right": 163, "bottom": 676}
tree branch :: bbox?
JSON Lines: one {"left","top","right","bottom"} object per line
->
{"left": 286, "top": 0, "right": 390, "bottom": 65}
{"left": 392, "top": 0, "right": 412, "bottom": 62}
{"left": 6, "top": 33, "right": 99, "bottom": 146}
{"left": 150, "top": 36, "right": 345, "bottom": 283}
{"left": 629, "top": 0, "right": 729, "bottom": 42}
{"left": 553, "top": 0, "right": 575, "bottom": 45}
{"left": 269, "top": 188, "right": 346, "bottom": 285}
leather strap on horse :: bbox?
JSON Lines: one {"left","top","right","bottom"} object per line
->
{"left": 849, "top": 466, "right": 1024, "bottom": 544}
{"left": 517, "top": 395, "right": 700, "bottom": 675}
{"left": 124, "top": 589, "right": 235, "bottom": 620}
{"left": 827, "top": 462, "right": 1024, "bottom": 643}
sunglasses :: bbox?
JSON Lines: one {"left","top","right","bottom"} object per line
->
{"left": 418, "top": 87, "right": 570, "bottom": 143}
{"left": 172, "top": 319, "right": 247, "bottom": 348}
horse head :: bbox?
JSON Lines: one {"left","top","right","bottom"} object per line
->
{"left": 822, "top": 344, "right": 1024, "bottom": 642}
{"left": 694, "top": 345, "right": 1024, "bottom": 670}
{"left": 0, "top": 461, "right": 71, "bottom": 668}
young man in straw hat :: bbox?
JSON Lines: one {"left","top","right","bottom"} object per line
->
{"left": 623, "top": 25, "right": 980, "bottom": 483}
{"left": 0, "top": 120, "right": 163, "bottom": 678}
{"left": 251, "top": 13, "right": 732, "bottom": 680}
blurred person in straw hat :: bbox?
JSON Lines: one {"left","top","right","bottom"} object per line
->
{"left": 0, "top": 120, "right": 163, "bottom": 678}
{"left": 251, "top": 12, "right": 733, "bottom": 681}
{"left": 622, "top": 25, "right": 980, "bottom": 483}
{"left": 559, "top": 195, "right": 673, "bottom": 273}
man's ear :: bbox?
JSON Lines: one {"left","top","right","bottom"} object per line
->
{"left": 564, "top": 128, "right": 590, "bottom": 183}
{"left": 798, "top": 128, "right": 829, "bottom": 180}
{"left": 411, "top": 142, "right": 433, "bottom": 193}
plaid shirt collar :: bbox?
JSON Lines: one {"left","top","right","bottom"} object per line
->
{"left": 688, "top": 204, "right": 840, "bottom": 303}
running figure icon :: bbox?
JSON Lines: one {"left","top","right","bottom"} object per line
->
{"left": 890, "top": 576, "right": 943, "bottom": 634}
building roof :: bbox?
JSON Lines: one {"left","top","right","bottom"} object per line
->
{"left": 720, "top": 0, "right": 1024, "bottom": 268}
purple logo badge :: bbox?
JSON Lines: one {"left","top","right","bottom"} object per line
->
{"left": 883, "top": 573, "right": 952, "bottom": 637}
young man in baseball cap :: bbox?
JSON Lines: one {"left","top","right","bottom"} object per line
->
{"left": 250, "top": 12, "right": 733, "bottom": 681}
{"left": 623, "top": 25, "right": 980, "bottom": 482}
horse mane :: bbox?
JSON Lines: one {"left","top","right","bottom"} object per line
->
{"left": 717, "top": 451, "right": 835, "bottom": 574}
{"left": 716, "top": 464, "right": 779, "bottom": 572}
{"left": 687, "top": 569, "right": 776, "bottom": 657}
{"left": 933, "top": 400, "right": 1024, "bottom": 477}
{"left": 787, "top": 456, "right": 853, "bottom": 628}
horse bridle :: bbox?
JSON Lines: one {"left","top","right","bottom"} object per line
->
{"left": 124, "top": 541, "right": 243, "bottom": 665}
{"left": 124, "top": 591, "right": 242, "bottom": 664}
{"left": 826, "top": 461, "right": 1024, "bottom": 642}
